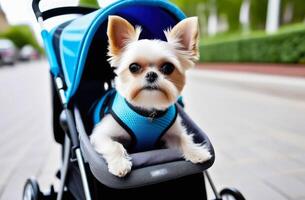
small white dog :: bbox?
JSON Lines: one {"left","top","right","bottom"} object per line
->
{"left": 90, "top": 15, "right": 211, "bottom": 177}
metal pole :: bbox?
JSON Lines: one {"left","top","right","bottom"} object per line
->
{"left": 57, "top": 135, "right": 71, "bottom": 200}
{"left": 76, "top": 149, "right": 92, "bottom": 200}
{"left": 204, "top": 171, "right": 221, "bottom": 199}
{"left": 239, "top": 0, "right": 251, "bottom": 34}
{"left": 266, "top": 0, "right": 281, "bottom": 34}
{"left": 207, "top": 0, "right": 217, "bottom": 36}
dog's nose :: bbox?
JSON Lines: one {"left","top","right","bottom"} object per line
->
{"left": 145, "top": 72, "right": 158, "bottom": 83}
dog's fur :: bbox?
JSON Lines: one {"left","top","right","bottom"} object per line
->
{"left": 90, "top": 16, "right": 211, "bottom": 177}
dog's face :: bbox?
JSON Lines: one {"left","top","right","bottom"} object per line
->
{"left": 107, "top": 16, "right": 199, "bottom": 110}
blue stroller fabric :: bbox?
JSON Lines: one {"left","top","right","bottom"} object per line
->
{"left": 93, "top": 90, "right": 177, "bottom": 152}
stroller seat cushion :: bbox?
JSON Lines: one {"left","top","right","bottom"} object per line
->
{"left": 75, "top": 104, "right": 215, "bottom": 189}
{"left": 92, "top": 89, "right": 178, "bottom": 152}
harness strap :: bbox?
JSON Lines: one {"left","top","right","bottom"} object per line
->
{"left": 93, "top": 91, "right": 178, "bottom": 152}
{"left": 93, "top": 89, "right": 115, "bottom": 125}
{"left": 109, "top": 93, "right": 177, "bottom": 152}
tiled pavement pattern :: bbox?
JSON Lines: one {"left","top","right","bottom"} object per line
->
{"left": 0, "top": 61, "right": 305, "bottom": 199}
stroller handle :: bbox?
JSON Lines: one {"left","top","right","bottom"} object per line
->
{"left": 32, "top": 0, "right": 97, "bottom": 21}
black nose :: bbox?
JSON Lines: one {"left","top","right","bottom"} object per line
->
{"left": 145, "top": 72, "right": 158, "bottom": 83}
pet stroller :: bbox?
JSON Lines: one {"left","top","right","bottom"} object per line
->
{"left": 23, "top": 0, "right": 246, "bottom": 200}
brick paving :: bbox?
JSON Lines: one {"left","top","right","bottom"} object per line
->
{"left": 198, "top": 63, "right": 305, "bottom": 78}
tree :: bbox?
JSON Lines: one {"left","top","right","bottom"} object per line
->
{"left": 171, "top": 0, "right": 243, "bottom": 32}
{"left": 79, "top": 0, "right": 99, "bottom": 8}
{"left": 238, "top": 0, "right": 268, "bottom": 30}
{"left": 281, "top": 0, "right": 305, "bottom": 24}
{"left": 171, "top": 0, "right": 206, "bottom": 17}
{"left": 218, "top": 0, "right": 243, "bottom": 31}
{"left": 0, "top": 25, "right": 42, "bottom": 53}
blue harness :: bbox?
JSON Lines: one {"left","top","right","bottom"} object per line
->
{"left": 93, "top": 90, "right": 178, "bottom": 152}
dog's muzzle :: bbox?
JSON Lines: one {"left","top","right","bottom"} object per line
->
{"left": 145, "top": 72, "right": 158, "bottom": 83}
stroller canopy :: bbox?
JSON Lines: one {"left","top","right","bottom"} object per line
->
{"left": 50, "top": 0, "right": 186, "bottom": 103}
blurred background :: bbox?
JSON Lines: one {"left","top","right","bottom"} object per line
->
{"left": 172, "top": 0, "right": 305, "bottom": 64}
{"left": 0, "top": 0, "right": 304, "bottom": 199}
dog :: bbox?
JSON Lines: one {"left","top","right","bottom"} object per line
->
{"left": 90, "top": 15, "right": 211, "bottom": 177}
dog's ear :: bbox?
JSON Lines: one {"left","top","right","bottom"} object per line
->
{"left": 107, "top": 15, "right": 141, "bottom": 56}
{"left": 165, "top": 17, "right": 199, "bottom": 61}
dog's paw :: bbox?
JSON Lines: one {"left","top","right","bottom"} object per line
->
{"left": 183, "top": 145, "right": 212, "bottom": 164}
{"left": 108, "top": 158, "right": 132, "bottom": 177}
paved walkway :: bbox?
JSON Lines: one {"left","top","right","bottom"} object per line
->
{"left": 1, "top": 61, "right": 305, "bottom": 199}
{"left": 185, "top": 69, "right": 305, "bottom": 200}
{"left": 0, "top": 61, "right": 60, "bottom": 200}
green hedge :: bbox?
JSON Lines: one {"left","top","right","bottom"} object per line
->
{"left": 200, "top": 26, "right": 305, "bottom": 64}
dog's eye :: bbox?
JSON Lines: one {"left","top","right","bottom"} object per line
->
{"left": 160, "top": 63, "right": 175, "bottom": 75}
{"left": 129, "top": 63, "right": 141, "bottom": 74}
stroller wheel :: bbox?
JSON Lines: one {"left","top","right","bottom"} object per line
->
{"left": 220, "top": 187, "right": 246, "bottom": 200}
{"left": 23, "top": 178, "right": 42, "bottom": 200}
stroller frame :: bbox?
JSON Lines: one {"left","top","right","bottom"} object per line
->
{"left": 33, "top": 1, "right": 95, "bottom": 198}
{"left": 23, "top": 1, "right": 246, "bottom": 200}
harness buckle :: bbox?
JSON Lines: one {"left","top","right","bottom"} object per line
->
{"left": 148, "top": 110, "right": 157, "bottom": 122}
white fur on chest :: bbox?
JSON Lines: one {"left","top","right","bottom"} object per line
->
{"left": 90, "top": 114, "right": 131, "bottom": 146}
